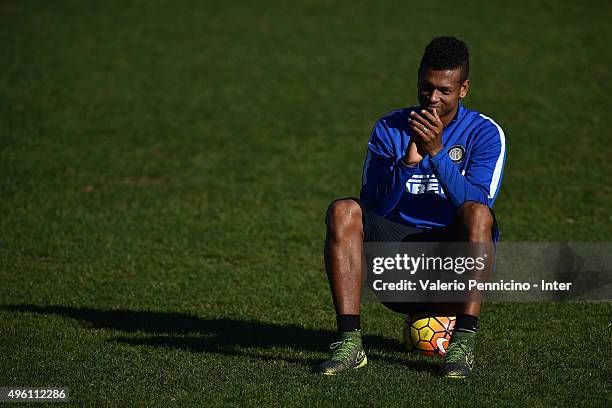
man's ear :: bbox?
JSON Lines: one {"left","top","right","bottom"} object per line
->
{"left": 459, "top": 79, "right": 470, "bottom": 99}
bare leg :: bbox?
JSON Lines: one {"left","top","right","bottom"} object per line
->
{"left": 324, "top": 199, "right": 365, "bottom": 316}
{"left": 455, "top": 201, "right": 494, "bottom": 317}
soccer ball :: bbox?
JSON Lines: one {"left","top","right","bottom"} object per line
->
{"left": 402, "top": 313, "right": 456, "bottom": 357}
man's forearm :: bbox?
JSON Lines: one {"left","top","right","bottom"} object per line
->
{"left": 360, "top": 158, "right": 417, "bottom": 216}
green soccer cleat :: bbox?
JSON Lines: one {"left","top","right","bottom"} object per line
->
{"left": 315, "top": 331, "right": 368, "bottom": 375}
{"left": 439, "top": 331, "right": 476, "bottom": 378}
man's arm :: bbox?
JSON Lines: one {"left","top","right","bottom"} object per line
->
{"left": 360, "top": 120, "right": 418, "bottom": 216}
{"left": 409, "top": 109, "right": 506, "bottom": 208}
{"left": 430, "top": 123, "right": 505, "bottom": 207}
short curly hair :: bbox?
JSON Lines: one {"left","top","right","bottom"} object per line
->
{"left": 419, "top": 36, "right": 469, "bottom": 82}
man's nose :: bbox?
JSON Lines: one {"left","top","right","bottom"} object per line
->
{"left": 428, "top": 90, "right": 441, "bottom": 103}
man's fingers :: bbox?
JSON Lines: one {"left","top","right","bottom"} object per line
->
{"left": 409, "top": 122, "right": 429, "bottom": 141}
{"left": 420, "top": 109, "right": 441, "bottom": 127}
{"left": 409, "top": 111, "right": 434, "bottom": 132}
{"left": 409, "top": 120, "right": 431, "bottom": 139}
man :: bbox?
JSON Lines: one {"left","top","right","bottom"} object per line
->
{"left": 315, "top": 36, "right": 506, "bottom": 378}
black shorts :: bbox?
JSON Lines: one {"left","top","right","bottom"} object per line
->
{"left": 337, "top": 197, "right": 498, "bottom": 243}
{"left": 329, "top": 197, "right": 499, "bottom": 315}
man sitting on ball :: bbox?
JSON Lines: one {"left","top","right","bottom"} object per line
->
{"left": 315, "top": 36, "right": 506, "bottom": 378}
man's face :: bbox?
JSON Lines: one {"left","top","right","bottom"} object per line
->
{"left": 417, "top": 67, "right": 469, "bottom": 124}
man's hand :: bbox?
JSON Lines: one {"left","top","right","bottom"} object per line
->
{"left": 408, "top": 108, "right": 444, "bottom": 157}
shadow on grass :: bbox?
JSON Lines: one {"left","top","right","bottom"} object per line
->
{"left": 2, "top": 304, "right": 439, "bottom": 372}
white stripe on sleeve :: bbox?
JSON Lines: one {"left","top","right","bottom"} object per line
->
{"left": 479, "top": 114, "right": 506, "bottom": 199}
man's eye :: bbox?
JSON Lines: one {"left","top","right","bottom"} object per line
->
{"left": 442, "top": 90, "right": 451, "bottom": 95}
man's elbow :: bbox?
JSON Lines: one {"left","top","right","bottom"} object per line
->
{"left": 458, "top": 188, "right": 489, "bottom": 208}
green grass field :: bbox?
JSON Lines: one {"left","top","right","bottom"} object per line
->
{"left": 1, "top": 0, "right": 611, "bottom": 406}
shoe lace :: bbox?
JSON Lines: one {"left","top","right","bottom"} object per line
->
{"left": 444, "top": 339, "right": 469, "bottom": 363}
{"left": 329, "top": 339, "right": 357, "bottom": 361}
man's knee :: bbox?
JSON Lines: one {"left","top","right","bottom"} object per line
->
{"left": 325, "top": 199, "right": 363, "bottom": 237}
{"left": 456, "top": 201, "right": 493, "bottom": 242}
